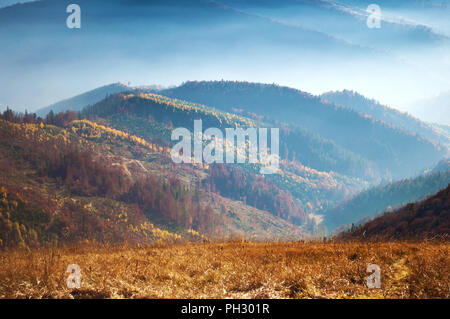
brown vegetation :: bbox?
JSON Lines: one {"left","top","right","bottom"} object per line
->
{"left": 0, "top": 116, "right": 218, "bottom": 248}
{"left": 339, "top": 185, "right": 450, "bottom": 241}
{"left": 0, "top": 241, "right": 448, "bottom": 299}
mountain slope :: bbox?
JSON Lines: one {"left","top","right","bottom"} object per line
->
{"left": 36, "top": 83, "right": 132, "bottom": 117}
{"left": 338, "top": 184, "right": 450, "bottom": 241}
{"left": 161, "top": 81, "right": 446, "bottom": 179}
{"left": 320, "top": 90, "right": 450, "bottom": 149}
{"left": 0, "top": 112, "right": 308, "bottom": 248}
{"left": 81, "top": 92, "right": 368, "bottom": 215}
{"left": 322, "top": 170, "right": 450, "bottom": 233}
{"left": 84, "top": 92, "right": 378, "bottom": 180}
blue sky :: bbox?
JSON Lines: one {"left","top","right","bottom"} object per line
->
{"left": 0, "top": 0, "right": 35, "bottom": 8}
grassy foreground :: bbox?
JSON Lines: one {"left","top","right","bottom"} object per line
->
{"left": 0, "top": 242, "right": 448, "bottom": 299}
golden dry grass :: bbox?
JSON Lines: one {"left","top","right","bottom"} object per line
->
{"left": 0, "top": 241, "right": 448, "bottom": 299}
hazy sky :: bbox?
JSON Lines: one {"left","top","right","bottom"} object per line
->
{"left": 0, "top": 0, "right": 449, "bottom": 119}
{"left": 0, "top": 0, "right": 35, "bottom": 8}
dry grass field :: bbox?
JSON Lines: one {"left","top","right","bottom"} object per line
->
{"left": 0, "top": 241, "right": 448, "bottom": 299}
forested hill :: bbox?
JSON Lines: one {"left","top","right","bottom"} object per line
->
{"left": 320, "top": 90, "right": 450, "bottom": 149}
{"left": 161, "top": 81, "right": 446, "bottom": 179}
{"left": 0, "top": 109, "right": 310, "bottom": 248}
{"left": 80, "top": 92, "right": 370, "bottom": 213}
{"left": 81, "top": 92, "right": 378, "bottom": 181}
{"left": 338, "top": 184, "right": 450, "bottom": 241}
{"left": 323, "top": 170, "right": 450, "bottom": 233}
{"left": 2, "top": 88, "right": 448, "bottom": 247}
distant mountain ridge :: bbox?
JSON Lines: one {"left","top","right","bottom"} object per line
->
{"left": 320, "top": 90, "right": 450, "bottom": 148}
{"left": 161, "top": 80, "right": 446, "bottom": 179}
{"left": 31, "top": 80, "right": 448, "bottom": 181}
{"left": 36, "top": 83, "right": 132, "bottom": 117}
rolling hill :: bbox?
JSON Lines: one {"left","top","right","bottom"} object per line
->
{"left": 81, "top": 92, "right": 369, "bottom": 214}
{"left": 36, "top": 83, "right": 132, "bottom": 117}
{"left": 1, "top": 85, "right": 448, "bottom": 247}
{"left": 161, "top": 80, "right": 446, "bottom": 179}
{"left": 320, "top": 90, "right": 450, "bottom": 149}
{"left": 82, "top": 92, "right": 378, "bottom": 178}
{"left": 338, "top": 184, "right": 450, "bottom": 241}
{"left": 0, "top": 110, "right": 309, "bottom": 248}
{"left": 7, "top": 88, "right": 398, "bottom": 246}
{"left": 322, "top": 170, "right": 450, "bottom": 233}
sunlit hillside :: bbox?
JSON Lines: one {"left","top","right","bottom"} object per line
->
{"left": 0, "top": 242, "right": 448, "bottom": 299}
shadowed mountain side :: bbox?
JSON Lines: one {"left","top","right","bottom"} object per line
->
{"left": 337, "top": 184, "right": 450, "bottom": 241}
{"left": 322, "top": 170, "right": 450, "bottom": 233}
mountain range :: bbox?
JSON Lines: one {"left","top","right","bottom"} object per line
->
{"left": 161, "top": 81, "right": 447, "bottom": 179}
{"left": 321, "top": 90, "right": 450, "bottom": 149}
{"left": 1, "top": 79, "right": 449, "bottom": 247}
{"left": 36, "top": 80, "right": 449, "bottom": 180}
{"left": 1, "top": 0, "right": 449, "bottom": 246}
